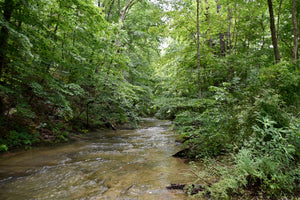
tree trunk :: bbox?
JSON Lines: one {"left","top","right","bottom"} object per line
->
{"left": 118, "top": 0, "right": 121, "bottom": 14}
{"left": 107, "top": 0, "right": 115, "bottom": 21}
{"left": 0, "top": 0, "right": 14, "bottom": 80}
{"left": 292, "top": 0, "right": 298, "bottom": 61}
{"left": 267, "top": 0, "right": 280, "bottom": 63}
{"left": 219, "top": 33, "right": 225, "bottom": 56}
{"left": 227, "top": 8, "right": 232, "bottom": 53}
{"left": 276, "top": 0, "right": 283, "bottom": 41}
{"left": 116, "top": 0, "right": 134, "bottom": 51}
{"left": 197, "top": 0, "right": 202, "bottom": 99}
{"left": 217, "top": 4, "right": 225, "bottom": 57}
{"left": 261, "top": 16, "right": 266, "bottom": 50}
{"left": 204, "top": 0, "right": 213, "bottom": 49}
{"left": 209, "top": 36, "right": 213, "bottom": 48}
{"left": 86, "top": 103, "right": 89, "bottom": 129}
{"left": 0, "top": 0, "right": 15, "bottom": 117}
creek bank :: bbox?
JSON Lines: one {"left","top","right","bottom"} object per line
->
{"left": 0, "top": 118, "right": 140, "bottom": 153}
{"left": 172, "top": 149, "right": 191, "bottom": 159}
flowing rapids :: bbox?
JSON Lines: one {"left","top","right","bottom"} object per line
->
{"left": 0, "top": 119, "right": 190, "bottom": 200}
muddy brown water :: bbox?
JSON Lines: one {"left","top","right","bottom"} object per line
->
{"left": 0, "top": 119, "right": 191, "bottom": 200}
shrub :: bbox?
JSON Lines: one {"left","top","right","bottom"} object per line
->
{"left": 199, "top": 117, "right": 300, "bottom": 199}
{"left": 182, "top": 107, "right": 238, "bottom": 158}
{"left": 0, "top": 144, "right": 8, "bottom": 152}
{"left": 173, "top": 85, "right": 241, "bottom": 158}
{"left": 3, "top": 130, "right": 40, "bottom": 149}
{"left": 154, "top": 97, "right": 207, "bottom": 120}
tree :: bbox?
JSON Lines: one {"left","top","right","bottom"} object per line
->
{"left": 217, "top": 3, "right": 226, "bottom": 57}
{"left": 292, "top": 0, "right": 298, "bottom": 61}
{"left": 153, "top": 1, "right": 300, "bottom": 198}
{"left": 197, "top": 0, "right": 202, "bottom": 99}
{"left": 0, "top": 0, "right": 15, "bottom": 80}
{"left": 0, "top": 0, "right": 15, "bottom": 116}
{"left": 267, "top": 0, "right": 280, "bottom": 63}
{"left": 0, "top": 0, "right": 166, "bottom": 149}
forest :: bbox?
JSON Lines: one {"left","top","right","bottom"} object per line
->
{"left": 0, "top": 0, "right": 299, "bottom": 199}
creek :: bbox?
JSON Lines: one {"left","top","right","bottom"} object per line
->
{"left": 0, "top": 118, "right": 190, "bottom": 200}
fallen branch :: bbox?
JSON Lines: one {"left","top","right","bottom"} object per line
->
{"left": 122, "top": 183, "right": 135, "bottom": 194}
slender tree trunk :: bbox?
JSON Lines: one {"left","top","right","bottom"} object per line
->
{"left": 107, "top": 0, "right": 115, "bottom": 21}
{"left": 0, "top": 0, "right": 14, "bottom": 80}
{"left": 219, "top": 33, "right": 225, "bottom": 56}
{"left": 62, "top": 33, "right": 65, "bottom": 59}
{"left": 120, "top": 0, "right": 131, "bottom": 23}
{"left": 292, "top": 0, "right": 298, "bottom": 61}
{"left": 197, "top": 0, "right": 202, "bottom": 99}
{"left": 115, "top": 0, "right": 140, "bottom": 53}
{"left": 234, "top": 19, "right": 239, "bottom": 55}
{"left": 204, "top": 0, "right": 213, "bottom": 49}
{"left": 116, "top": 0, "right": 133, "bottom": 51}
{"left": 217, "top": 4, "right": 225, "bottom": 56}
{"left": 247, "top": 22, "right": 252, "bottom": 49}
{"left": 267, "top": 0, "right": 280, "bottom": 63}
{"left": 209, "top": 36, "right": 213, "bottom": 48}
{"left": 261, "top": 17, "right": 266, "bottom": 50}
{"left": 86, "top": 103, "right": 89, "bottom": 128}
{"left": 0, "top": 0, "right": 15, "bottom": 117}
{"left": 227, "top": 8, "right": 232, "bottom": 54}
{"left": 277, "top": 0, "right": 283, "bottom": 41}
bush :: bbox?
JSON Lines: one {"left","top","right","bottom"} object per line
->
{"left": 173, "top": 85, "right": 241, "bottom": 158}
{"left": 154, "top": 97, "right": 207, "bottom": 120}
{"left": 2, "top": 130, "right": 40, "bottom": 150}
{"left": 0, "top": 144, "right": 8, "bottom": 152}
{"left": 181, "top": 107, "right": 239, "bottom": 158}
{"left": 238, "top": 117, "right": 298, "bottom": 196}
{"left": 198, "top": 117, "right": 300, "bottom": 199}
{"left": 260, "top": 63, "right": 300, "bottom": 109}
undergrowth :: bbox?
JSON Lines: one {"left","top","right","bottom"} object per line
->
{"left": 156, "top": 64, "right": 300, "bottom": 199}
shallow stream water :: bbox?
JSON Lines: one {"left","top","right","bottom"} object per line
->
{"left": 0, "top": 119, "right": 191, "bottom": 200}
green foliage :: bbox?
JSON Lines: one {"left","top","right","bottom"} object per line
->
{"left": 0, "top": 0, "right": 163, "bottom": 149}
{"left": 151, "top": 0, "right": 300, "bottom": 198}
{"left": 154, "top": 97, "right": 207, "bottom": 120}
{"left": 287, "top": 117, "right": 300, "bottom": 159}
{"left": 233, "top": 118, "right": 299, "bottom": 196}
{"left": 194, "top": 117, "right": 300, "bottom": 199}
{"left": 163, "top": 85, "right": 240, "bottom": 158}
{"left": 0, "top": 144, "right": 8, "bottom": 152}
{"left": 183, "top": 107, "right": 238, "bottom": 158}
{"left": 260, "top": 63, "right": 300, "bottom": 110}
{"left": 2, "top": 131, "right": 40, "bottom": 149}
{"left": 253, "top": 89, "right": 289, "bottom": 128}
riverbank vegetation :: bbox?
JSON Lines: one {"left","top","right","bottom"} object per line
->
{"left": 153, "top": 0, "right": 300, "bottom": 198}
{"left": 0, "top": 0, "right": 163, "bottom": 150}
{"left": 1, "top": 0, "right": 299, "bottom": 199}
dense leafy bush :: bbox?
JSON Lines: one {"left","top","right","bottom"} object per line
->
{"left": 189, "top": 117, "right": 300, "bottom": 199}
{"left": 1, "top": 131, "right": 40, "bottom": 149}
{"left": 237, "top": 117, "right": 299, "bottom": 196}
{"left": 260, "top": 64, "right": 300, "bottom": 109}
{"left": 168, "top": 85, "right": 241, "bottom": 158}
